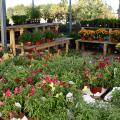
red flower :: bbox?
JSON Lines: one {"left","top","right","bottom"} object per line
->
{"left": 59, "top": 81, "right": 63, "bottom": 86}
{"left": 36, "top": 68, "right": 42, "bottom": 72}
{"left": 41, "top": 85, "right": 45, "bottom": 89}
{"left": 5, "top": 89, "right": 11, "bottom": 97}
{"left": 15, "top": 78, "right": 20, "bottom": 84}
{"left": 43, "top": 63, "right": 48, "bottom": 67}
{"left": 14, "top": 87, "right": 19, "bottom": 95}
{"left": 26, "top": 77, "right": 33, "bottom": 84}
{"left": 51, "top": 77, "right": 57, "bottom": 85}
{"left": 44, "top": 56, "right": 49, "bottom": 60}
{"left": 100, "top": 73, "right": 104, "bottom": 78}
{"left": 99, "top": 61, "right": 105, "bottom": 68}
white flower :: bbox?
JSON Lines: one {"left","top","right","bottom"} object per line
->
{"left": 83, "top": 94, "right": 95, "bottom": 104}
{"left": 10, "top": 118, "right": 18, "bottom": 120}
{"left": 68, "top": 81, "right": 75, "bottom": 85}
{"left": 66, "top": 92, "right": 73, "bottom": 102}
{"left": 15, "top": 102, "right": 21, "bottom": 108}
{"left": 41, "top": 97, "right": 46, "bottom": 101}
{"left": 21, "top": 116, "right": 28, "bottom": 120}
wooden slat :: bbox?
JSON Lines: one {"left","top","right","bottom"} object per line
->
{"left": 76, "top": 39, "right": 118, "bottom": 45}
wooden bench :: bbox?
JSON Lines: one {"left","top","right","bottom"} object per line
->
{"left": 22, "top": 37, "right": 71, "bottom": 54}
{"left": 75, "top": 39, "right": 117, "bottom": 56}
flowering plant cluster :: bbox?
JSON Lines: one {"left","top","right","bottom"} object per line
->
{"left": 95, "top": 28, "right": 109, "bottom": 38}
{"left": 78, "top": 28, "right": 109, "bottom": 40}
{"left": 110, "top": 30, "right": 120, "bottom": 42}
{"left": 78, "top": 28, "right": 95, "bottom": 39}
{"left": 83, "top": 57, "right": 115, "bottom": 88}
{"left": 1, "top": 53, "right": 120, "bottom": 119}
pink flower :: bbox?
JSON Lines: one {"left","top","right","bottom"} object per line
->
{"left": 42, "top": 80, "right": 46, "bottom": 85}
{"left": 30, "top": 85, "right": 35, "bottom": 96}
{"left": 19, "top": 85, "right": 23, "bottom": 92}
{"left": 5, "top": 89, "right": 11, "bottom": 97}
{"left": 31, "top": 70, "right": 37, "bottom": 75}
{"left": 14, "top": 87, "right": 18, "bottom": 95}
{"left": 45, "top": 76, "right": 51, "bottom": 83}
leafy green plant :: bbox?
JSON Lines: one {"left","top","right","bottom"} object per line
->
{"left": 32, "top": 31, "right": 44, "bottom": 43}
{"left": 12, "top": 15, "right": 28, "bottom": 25}
{"left": 18, "top": 31, "right": 32, "bottom": 43}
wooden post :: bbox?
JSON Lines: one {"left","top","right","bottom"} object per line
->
{"left": 81, "top": 43, "right": 85, "bottom": 51}
{"left": 55, "top": 25, "right": 59, "bottom": 32}
{"left": 47, "top": 27, "right": 50, "bottom": 31}
{"left": 43, "top": 26, "right": 45, "bottom": 32}
{"left": 20, "top": 28, "right": 24, "bottom": 55}
{"left": 107, "top": 45, "right": 111, "bottom": 55}
{"left": 10, "top": 29, "right": 16, "bottom": 55}
{"left": 76, "top": 41, "right": 79, "bottom": 51}
{"left": 109, "top": 28, "right": 112, "bottom": 42}
{"left": 103, "top": 43, "right": 107, "bottom": 56}
{"left": 20, "top": 28, "right": 24, "bottom": 35}
{"left": 35, "top": 27, "right": 38, "bottom": 31}
{"left": 65, "top": 41, "right": 69, "bottom": 54}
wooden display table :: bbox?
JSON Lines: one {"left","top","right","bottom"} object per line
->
{"left": 0, "top": 23, "right": 59, "bottom": 55}
{"left": 23, "top": 37, "right": 71, "bottom": 54}
{"left": 75, "top": 39, "right": 117, "bottom": 56}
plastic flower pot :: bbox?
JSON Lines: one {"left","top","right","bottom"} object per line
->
{"left": 90, "top": 87, "right": 102, "bottom": 94}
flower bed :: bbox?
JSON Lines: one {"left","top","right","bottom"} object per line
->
{"left": 0, "top": 53, "right": 120, "bottom": 119}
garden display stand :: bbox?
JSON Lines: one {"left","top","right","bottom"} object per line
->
{"left": 75, "top": 39, "right": 117, "bottom": 56}
{"left": 6, "top": 23, "right": 59, "bottom": 55}
{"left": 23, "top": 37, "right": 72, "bottom": 55}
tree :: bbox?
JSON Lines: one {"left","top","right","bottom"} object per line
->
{"left": 74, "top": 0, "right": 115, "bottom": 20}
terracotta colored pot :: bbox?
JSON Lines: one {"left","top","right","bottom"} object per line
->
{"left": 88, "top": 37, "right": 92, "bottom": 41}
{"left": 99, "top": 38, "right": 104, "bottom": 42}
{"left": 90, "top": 87, "right": 102, "bottom": 94}
{"left": 111, "top": 38, "right": 118, "bottom": 43}
{"left": 36, "top": 41, "right": 41, "bottom": 46}
{"left": 25, "top": 41, "right": 32, "bottom": 46}
{"left": 81, "top": 37, "right": 85, "bottom": 40}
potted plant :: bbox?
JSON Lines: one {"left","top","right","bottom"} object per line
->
{"left": 44, "top": 31, "right": 55, "bottom": 42}
{"left": 95, "top": 28, "right": 109, "bottom": 41}
{"left": 84, "top": 30, "right": 95, "bottom": 41}
{"left": 32, "top": 31, "right": 44, "bottom": 45}
{"left": 18, "top": 31, "right": 32, "bottom": 46}
{"left": 110, "top": 30, "right": 120, "bottom": 43}
{"left": 78, "top": 28, "right": 87, "bottom": 40}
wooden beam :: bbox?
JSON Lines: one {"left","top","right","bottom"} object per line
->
{"left": 10, "top": 29, "right": 16, "bottom": 55}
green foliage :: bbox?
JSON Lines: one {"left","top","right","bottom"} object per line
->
{"left": 18, "top": 31, "right": 32, "bottom": 43}
{"left": 32, "top": 31, "right": 44, "bottom": 43}
{"left": 111, "top": 89, "right": 120, "bottom": 108}
{"left": 27, "top": 7, "right": 41, "bottom": 19}
{"left": 81, "top": 19, "right": 120, "bottom": 28}
{"left": 75, "top": 0, "right": 115, "bottom": 20}
{"left": 44, "top": 31, "right": 56, "bottom": 39}
{"left": 12, "top": 15, "right": 28, "bottom": 25}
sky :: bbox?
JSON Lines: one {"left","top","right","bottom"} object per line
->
{"left": 6, "top": 0, "right": 119, "bottom": 12}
